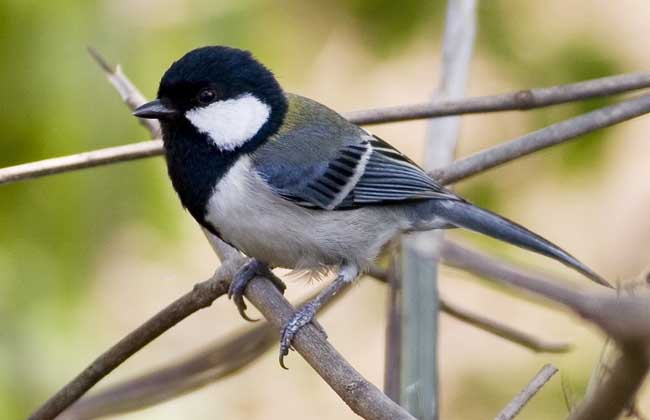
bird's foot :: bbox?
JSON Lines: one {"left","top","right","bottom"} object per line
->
{"left": 229, "top": 259, "right": 286, "bottom": 322}
{"left": 279, "top": 301, "right": 328, "bottom": 369}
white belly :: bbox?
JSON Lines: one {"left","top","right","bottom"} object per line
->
{"left": 205, "top": 156, "right": 404, "bottom": 271}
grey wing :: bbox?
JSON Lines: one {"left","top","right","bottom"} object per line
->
{"left": 253, "top": 132, "right": 459, "bottom": 210}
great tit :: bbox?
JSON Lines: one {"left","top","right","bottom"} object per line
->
{"left": 133, "top": 46, "right": 610, "bottom": 367}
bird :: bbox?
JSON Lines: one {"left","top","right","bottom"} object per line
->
{"left": 133, "top": 45, "right": 610, "bottom": 368}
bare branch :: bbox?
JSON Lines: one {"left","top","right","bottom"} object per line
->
{"left": 28, "top": 257, "right": 244, "bottom": 420}
{"left": 439, "top": 241, "right": 650, "bottom": 344}
{"left": 369, "top": 268, "right": 570, "bottom": 353}
{"left": 494, "top": 364, "right": 558, "bottom": 420}
{"left": 242, "top": 275, "right": 416, "bottom": 420}
{"left": 436, "top": 93, "right": 650, "bottom": 184}
{"left": 440, "top": 298, "right": 570, "bottom": 353}
{"left": 569, "top": 345, "right": 649, "bottom": 420}
{"left": 59, "top": 286, "right": 341, "bottom": 420}
{"left": 346, "top": 72, "right": 650, "bottom": 124}
{"left": 0, "top": 140, "right": 162, "bottom": 184}
{"left": 4, "top": 73, "right": 650, "bottom": 185}
{"left": 59, "top": 323, "right": 276, "bottom": 420}
{"left": 87, "top": 47, "right": 160, "bottom": 136}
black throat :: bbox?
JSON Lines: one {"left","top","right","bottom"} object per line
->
{"left": 160, "top": 95, "right": 287, "bottom": 232}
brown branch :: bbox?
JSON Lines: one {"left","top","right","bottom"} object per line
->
{"left": 568, "top": 345, "right": 649, "bottom": 420}
{"left": 58, "top": 323, "right": 276, "bottom": 420}
{"left": 4, "top": 72, "right": 650, "bottom": 185}
{"left": 28, "top": 258, "right": 243, "bottom": 420}
{"left": 436, "top": 93, "right": 650, "bottom": 184}
{"left": 58, "top": 286, "right": 339, "bottom": 420}
{"left": 440, "top": 298, "right": 570, "bottom": 353}
{"left": 494, "top": 364, "right": 558, "bottom": 420}
{"left": 346, "top": 72, "right": 650, "bottom": 124}
{"left": 243, "top": 275, "right": 415, "bottom": 420}
{"left": 369, "top": 267, "right": 571, "bottom": 353}
{"left": 438, "top": 241, "right": 650, "bottom": 344}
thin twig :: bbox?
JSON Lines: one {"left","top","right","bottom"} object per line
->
{"left": 369, "top": 268, "right": 571, "bottom": 354}
{"left": 494, "top": 364, "right": 558, "bottom": 420}
{"left": 59, "top": 323, "right": 276, "bottom": 420}
{"left": 345, "top": 72, "right": 650, "bottom": 124}
{"left": 87, "top": 47, "right": 160, "bottom": 136}
{"left": 440, "top": 298, "right": 570, "bottom": 353}
{"left": 59, "top": 286, "right": 339, "bottom": 420}
{"left": 4, "top": 72, "right": 650, "bottom": 185}
{"left": 28, "top": 258, "right": 243, "bottom": 420}
{"left": 439, "top": 241, "right": 650, "bottom": 344}
{"left": 436, "top": 93, "right": 650, "bottom": 184}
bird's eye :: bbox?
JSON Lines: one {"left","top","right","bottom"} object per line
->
{"left": 197, "top": 88, "right": 217, "bottom": 105}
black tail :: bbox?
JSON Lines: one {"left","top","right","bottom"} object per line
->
{"left": 430, "top": 199, "right": 611, "bottom": 288}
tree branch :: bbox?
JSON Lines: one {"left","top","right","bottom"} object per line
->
{"left": 59, "top": 323, "right": 276, "bottom": 420}
{"left": 438, "top": 241, "right": 650, "bottom": 344}
{"left": 440, "top": 298, "right": 570, "bottom": 353}
{"left": 345, "top": 72, "right": 650, "bottom": 124}
{"left": 436, "top": 93, "right": 650, "bottom": 184}
{"left": 568, "top": 345, "right": 650, "bottom": 420}
{"left": 28, "top": 258, "right": 243, "bottom": 420}
{"left": 494, "top": 364, "right": 558, "bottom": 420}
{"left": 4, "top": 72, "right": 650, "bottom": 185}
{"left": 58, "top": 286, "right": 339, "bottom": 420}
{"left": 369, "top": 267, "right": 571, "bottom": 354}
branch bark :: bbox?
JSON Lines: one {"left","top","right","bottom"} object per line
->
{"left": 370, "top": 267, "right": 571, "bottom": 354}
{"left": 28, "top": 260, "right": 241, "bottom": 420}
{"left": 436, "top": 93, "right": 650, "bottom": 184}
{"left": 345, "top": 72, "right": 650, "bottom": 124}
{"left": 494, "top": 364, "right": 558, "bottom": 420}
{"left": 4, "top": 73, "right": 650, "bottom": 185}
{"left": 568, "top": 345, "right": 649, "bottom": 420}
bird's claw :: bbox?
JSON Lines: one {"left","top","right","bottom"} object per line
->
{"left": 229, "top": 259, "right": 285, "bottom": 322}
{"left": 279, "top": 301, "right": 322, "bottom": 369}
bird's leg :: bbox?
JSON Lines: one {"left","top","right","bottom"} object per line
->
{"left": 279, "top": 264, "right": 358, "bottom": 369}
{"left": 229, "top": 258, "right": 286, "bottom": 322}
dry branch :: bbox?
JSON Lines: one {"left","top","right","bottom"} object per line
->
{"left": 369, "top": 267, "right": 571, "bottom": 354}
{"left": 243, "top": 275, "right": 416, "bottom": 420}
{"left": 439, "top": 241, "right": 650, "bottom": 343}
{"left": 568, "top": 345, "right": 650, "bottom": 420}
{"left": 436, "top": 93, "right": 650, "bottom": 184}
{"left": 28, "top": 258, "right": 242, "bottom": 420}
{"left": 494, "top": 364, "right": 558, "bottom": 420}
{"left": 440, "top": 298, "right": 570, "bottom": 353}
{"left": 59, "top": 286, "right": 340, "bottom": 420}
{"left": 59, "top": 323, "right": 276, "bottom": 420}
{"left": 346, "top": 72, "right": 650, "bottom": 124}
{"left": 4, "top": 72, "right": 650, "bottom": 185}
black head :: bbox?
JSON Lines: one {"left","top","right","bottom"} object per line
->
{"left": 134, "top": 46, "right": 288, "bottom": 153}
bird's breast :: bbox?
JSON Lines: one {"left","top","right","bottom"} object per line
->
{"left": 204, "top": 156, "right": 403, "bottom": 270}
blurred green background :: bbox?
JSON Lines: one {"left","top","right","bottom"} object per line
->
{"left": 2, "top": 0, "right": 650, "bottom": 419}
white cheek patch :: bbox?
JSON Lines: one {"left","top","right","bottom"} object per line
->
{"left": 185, "top": 93, "right": 271, "bottom": 151}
